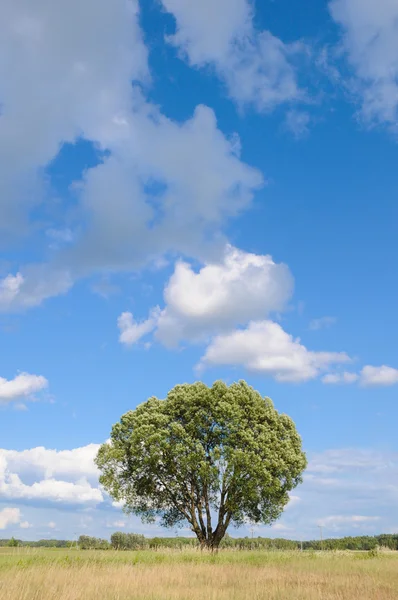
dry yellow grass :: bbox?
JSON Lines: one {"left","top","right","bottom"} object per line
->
{"left": 0, "top": 548, "right": 397, "bottom": 599}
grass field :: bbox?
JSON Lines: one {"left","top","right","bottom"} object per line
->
{"left": 0, "top": 547, "right": 397, "bottom": 599}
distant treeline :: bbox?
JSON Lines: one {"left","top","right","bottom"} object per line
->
{"left": 2, "top": 533, "right": 398, "bottom": 551}
{"left": 0, "top": 538, "right": 74, "bottom": 548}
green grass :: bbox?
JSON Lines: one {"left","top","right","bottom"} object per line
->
{"left": 0, "top": 547, "right": 309, "bottom": 568}
{"left": 1, "top": 547, "right": 397, "bottom": 599}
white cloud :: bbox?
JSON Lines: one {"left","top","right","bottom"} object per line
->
{"left": 307, "top": 448, "right": 395, "bottom": 475}
{"left": 19, "top": 520, "right": 32, "bottom": 529}
{"left": 3, "top": 444, "right": 397, "bottom": 540}
{"left": 48, "top": 521, "right": 57, "bottom": 529}
{"left": 0, "top": 507, "right": 22, "bottom": 530}
{"left": 0, "top": 267, "right": 73, "bottom": 313}
{"left": 0, "top": 0, "right": 148, "bottom": 236}
{"left": 156, "top": 245, "right": 293, "bottom": 346}
{"left": 0, "top": 475, "right": 103, "bottom": 507}
{"left": 199, "top": 320, "right": 351, "bottom": 382}
{"left": 317, "top": 515, "right": 380, "bottom": 529}
{"left": 0, "top": 444, "right": 100, "bottom": 481}
{"left": 322, "top": 365, "right": 398, "bottom": 387}
{"left": 72, "top": 105, "right": 263, "bottom": 273}
{"left": 309, "top": 316, "right": 337, "bottom": 331}
{"left": 1, "top": 2, "right": 264, "bottom": 313}
{"left": 360, "top": 365, "right": 398, "bottom": 387}
{"left": 118, "top": 308, "right": 161, "bottom": 347}
{"left": 284, "top": 110, "right": 311, "bottom": 139}
{"left": 287, "top": 495, "right": 301, "bottom": 509}
{"left": 286, "top": 447, "right": 398, "bottom": 538}
{"left": 322, "top": 372, "right": 359, "bottom": 385}
{"left": 1, "top": 103, "right": 263, "bottom": 312}
{"left": 162, "top": 0, "right": 252, "bottom": 65}
{"left": 107, "top": 520, "right": 126, "bottom": 528}
{"left": 160, "top": 0, "right": 304, "bottom": 111}
{"left": 0, "top": 274, "right": 24, "bottom": 307}
{"left": 0, "top": 444, "right": 103, "bottom": 507}
{"left": 271, "top": 522, "right": 293, "bottom": 532}
{"left": 330, "top": 0, "right": 398, "bottom": 125}
{"left": 0, "top": 373, "right": 48, "bottom": 405}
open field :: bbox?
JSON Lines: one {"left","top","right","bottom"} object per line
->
{"left": 1, "top": 548, "right": 398, "bottom": 599}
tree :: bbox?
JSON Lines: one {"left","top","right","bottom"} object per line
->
{"left": 8, "top": 537, "right": 19, "bottom": 547}
{"left": 110, "top": 532, "right": 146, "bottom": 550}
{"left": 78, "top": 535, "right": 110, "bottom": 550}
{"left": 96, "top": 380, "right": 307, "bottom": 550}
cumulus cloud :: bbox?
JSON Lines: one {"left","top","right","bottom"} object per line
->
{"left": 199, "top": 320, "right": 351, "bottom": 382}
{"left": 161, "top": 0, "right": 304, "bottom": 111}
{"left": 0, "top": 444, "right": 103, "bottom": 507}
{"left": 155, "top": 245, "right": 293, "bottom": 346}
{"left": 118, "top": 308, "right": 161, "bottom": 346}
{"left": 286, "top": 495, "right": 301, "bottom": 510}
{"left": 106, "top": 520, "right": 126, "bottom": 528}
{"left": 330, "top": 0, "right": 398, "bottom": 125}
{"left": 322, "top": 365, "right": 398, "bottom": 386}
{"left": 0, "top": 268, "right": 73, "bottom": 312}
{"left": 280, "top": 447, "right": 398, "bottom": 538}
{"left": 71, "top": 105, "right": 263, "bottom": 273}
{"left": 271, "top": 522, "right": 294, "bottom": 532}
{"left": 360, "top": 365, "right": 398, "bottom": 387}
{"left": 0, "top": 1, "right": 263, "bottom": 313}
{"left": 0, "top": 0, "right": 148, "bottom": 236}
{"left": 0, "top": 444, "right": 100, "bottom": 481}
{"left": 322, "top": 372, "right": 359, "bottom": 385}
{"left": 0, "top": 104, "right": 263, "bottom": 311}
{"left": 0, "top": 477, "right": 103, "bottom": 506}
{"left": 317, "top": 515, "right": 380, "bottom": 529}
{"left": 0, "top": 507, "right": 23, "bottom": 530}
{"left": 161, "top": 0, "right": 252, "bottom": 65}
{"left": 2, "top": 444, "right": 397, "bottom": 539}
{"left": 0, "top": 373, "right": 48, "bottom": 405}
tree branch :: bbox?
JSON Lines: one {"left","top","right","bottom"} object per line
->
{"left": 156, "top": 475, "right": 192, "bottom": 525}
{"left": 203, "top": 484, "right": 213, "bottom": 540}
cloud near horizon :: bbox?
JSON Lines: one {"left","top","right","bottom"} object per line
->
{"left": 0, "top": 443, "right": 397, "bottom": 540}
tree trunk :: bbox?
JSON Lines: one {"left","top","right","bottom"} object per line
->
{"left": 190, "top": 501, "right": 231, "bottom": 551}
{"left": 196, "top": 529, "right": 226, "bottom": 552}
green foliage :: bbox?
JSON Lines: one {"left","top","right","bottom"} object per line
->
{"left": 110, "top": 532, "right": 147, "bottom": 550}
{"left": 1, "top": 533, "right": 397, "bottom": 552}
{"left": 301, "top": 535, "right": 398, "bottom": 551}
{"left": 78, "top": 536, "right": 110, "bottom": 550}
{"left": 148, "top": 537, "right": 197, "bottom": 550}
{"left": 33, "top": 539, "right": 70, "bottom": 548}
{"left": 220, "top": 536, "right": 299, "bottom": 550}
{"left": 96, "top": 380, "right": 307, "bottom": 549}
{"left": 7, "top": 537, "right": 19, "bottom": 547}
{"left": 0, "top": 539, "right": 71, "bottom": 548}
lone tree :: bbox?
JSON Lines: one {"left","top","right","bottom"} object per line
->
{"left": 96, "top": 381, "right": 306, "bottom": 550}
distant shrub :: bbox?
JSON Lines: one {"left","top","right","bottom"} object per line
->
{"left": 8, "top": 537, "right": 19, "bottom": 547}
{"left": 110, "top": 532, "right": 147, "bottom": 550}
{"left": 78, "top": 535, "right": 110, "bottom": 550}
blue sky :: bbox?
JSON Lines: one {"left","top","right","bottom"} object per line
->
{"left": 1, "top": 0, "right": 398, "bottom": 541}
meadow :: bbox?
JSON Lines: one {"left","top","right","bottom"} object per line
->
{"left": 0, "top": 547, "right": 397, "bottom": 599}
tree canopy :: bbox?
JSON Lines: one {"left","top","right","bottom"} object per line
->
{"left": 96, "top": 380, "right": 307, "bottom": 549}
